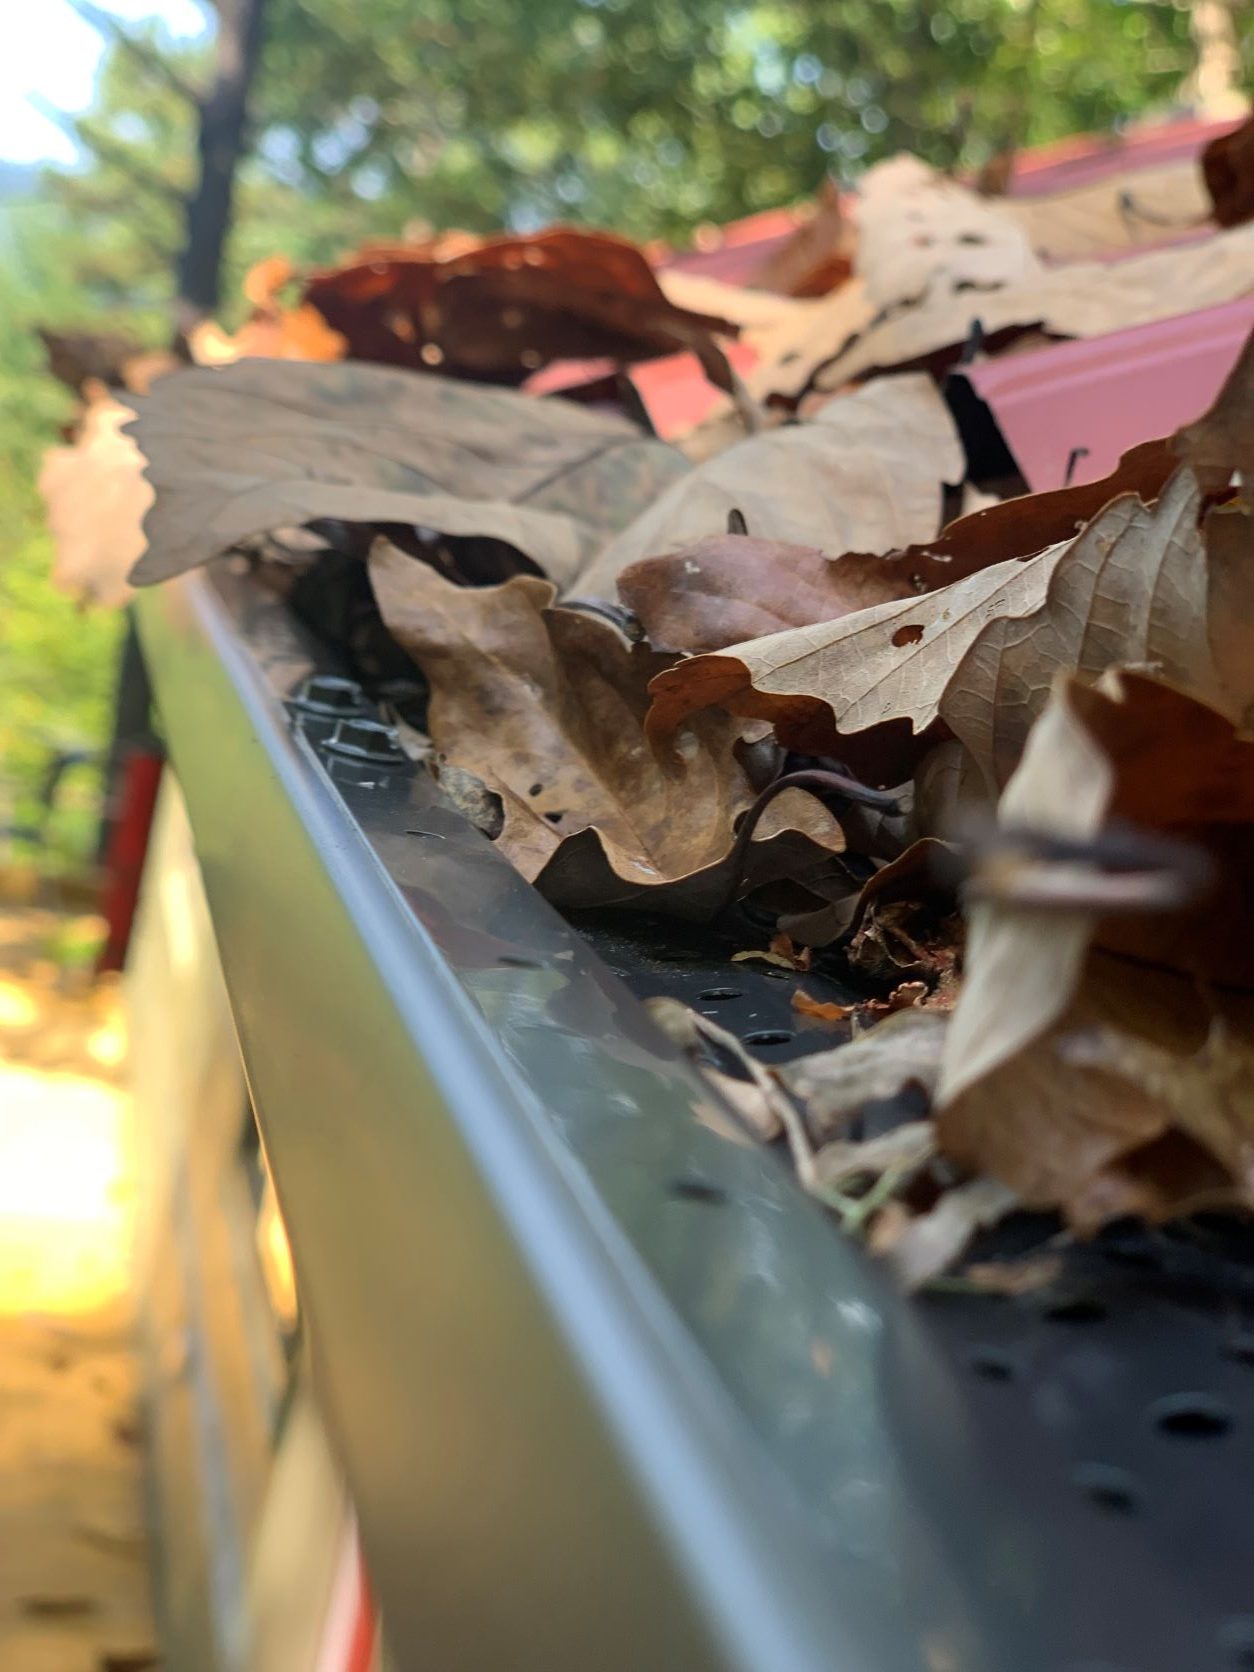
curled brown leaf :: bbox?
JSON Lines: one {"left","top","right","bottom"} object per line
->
{"left": 368, "top": 542, "right": 847, "bottom": 916}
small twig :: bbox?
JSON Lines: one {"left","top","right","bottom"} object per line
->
{"left": 719, "top": 768, "right": 900, "bottom": 918}
{"left": 960, "top": 820, "right": 1214, "bottom": 914}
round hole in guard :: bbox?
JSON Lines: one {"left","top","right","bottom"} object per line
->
{"left": 1218, "top": 1615, "right": 1254, "bottom": 1670}
{"left": 969, "top": 1347, "right": 1015, "bottom": 1383}
{"left": 1101, "top": 1242, "right": 1161, "bottom": 1271}
{"left": 670, "top": 1177, "right": 728, "bottom": 1205}
{"left": 698, "top": 987, "right": 742, "bottom": 1002}
{"left": 744, "top": 1029, "right": 794, "bottom": 1047}
{"left": 1150, "top": 1392, "right": 1233, "bottom": 1439}
{"left": 1045, "top": 1297, "right": 1108, "bottom": 1324}
{"left": 1072, "top": 1461, "right": 1140, "bottom": 1516}
{"left": 1222, "top": 1333, "right": 1254, "bottom": 1365}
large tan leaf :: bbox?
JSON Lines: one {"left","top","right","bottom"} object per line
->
{"left": 937, "top": 673, "right": 1254, "bottom": 1232}
{"left": 1001, "top": 156, "right": 1209, "bottom": 261}
{"left": 646, "top": 542, "right": 1064, "bottom": 780}
{"left": 742, "top": 280, "right": 875, "bottom": 402}
{"left": 796, "top": 219, "right": 1254, "bottom": 400}
{"left": 125, "top": 359, "right": 689, "bottom": 588}
{"left": 657, "top": 270, "right": 819, "bottom": 332}
{"left": 38, "top": 393, "right": 151, "bottom": 607}
{"left": 368, "top": 542, "right": 845, "bottom": 915}
{"left": 574, "top": 373, "right": 962, "bottom": 599}
{"left": 853, "top": 155, "right": 1044, "bottom": 311}
{"left": 617, "top": 431, "right": 1177, "bottom": 655}
{"left": 647, "top": 465, "right": 1252, "bottom": 790}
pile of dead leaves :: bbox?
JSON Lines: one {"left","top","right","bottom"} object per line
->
{"left": 38, "top": 113, "right": 1254, "bottom": 1286}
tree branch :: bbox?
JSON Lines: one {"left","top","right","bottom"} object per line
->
{"left": 63, "top": 0, "right": 204, "bottom": 106}
{"left": 176, "top": 0, "right": 269, "bottom": 326}
{"left": 30, "top": 93, "right": 188, "bottom": 207}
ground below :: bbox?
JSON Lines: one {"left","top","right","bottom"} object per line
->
{"left": 0, "top": 900, "right": 156, "bottom": 1671}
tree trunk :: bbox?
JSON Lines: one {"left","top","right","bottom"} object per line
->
{"left": 175, "top": 0, "right": 268, "bottom": 331}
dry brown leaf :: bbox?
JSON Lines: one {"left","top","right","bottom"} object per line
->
{"left": 882, "top": 1177, "right": 1020, "bottom": 1291}
{"left": 1174, "top": 316, "right": 1254, "bottom": 492}
{"left": 125, "top": 359, "right": 688, "bottom": 588}
{"left": 742, "top": 280, "right": 876, "bottom": 402}
{"left": 853, "top": 155, "right": 1043, "bottom": 311}
{"left": 961, "top": 1255, "right": 1063, "bottom": 1296}
{"left": 37, "top": 327, "right": 161, "bottom": 395}
{"left": 730, "top": 948, "right": 798, "bottom": 971}
{"left": 768, "top": 930, "right": 811, "bottom": 969}
{"left": 1001, "top": 156, "right": 1208, "bottom": 261}
{"left": 1202, "top": 114, "right": 1254, "bottom": 229}
{"left": 802, "top": 219, "right": 1254, "bottom": 399}
{"left": 643, "top": 997, "right": 788, "bottom": 1141}
{"left": 574, "top": 372, "right": 962, "bottom": 599}
{"left": 811, "top": 1122, "right": 937, "bottom": 1195}
{"left": 646, "top": 541, "right": 1055, "bottom": 780}
{"left": 647, "top": 463, "right": 1251, "bottom": 792}
{"left": 748, "top": 182, "right": 853, "bottom": 297}
{"left": 657, "top": 270, "right": 812, "bottom": 333}
{"left": 38, "top": 393, "right": 151, "bottom": 607}
{"left": 898, "top": 435, "right": 1175, "bottom": 586}
{"left": 190, "top": 304, "right": 348, "bottom": 365}
{"left": 616, "top": 532, "right": 925, "bottom": 654}
{"left": 791, "top": 988, "right": 853, "bottom": 1024}
{"left": 296, "top": 228, "right": 739, "bottom": 389}
{"left": 937, "top": 672, "right": 1254, "bottom": 1232}
{"left": 842, "top": 839, "right": 962, "bottom": 1001}
{"left": 368, "top": 542, "right": 846, "bottom": 915}
{"left": 913, "top": 739, "right": 991, "bottom": 835}
{"left": 778, "top": 1006, "right": 949, "bottom": 1143}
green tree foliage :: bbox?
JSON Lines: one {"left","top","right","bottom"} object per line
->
{"left": 257, "top": 0, "right": 1203, "bottom": 238}
{"left": 0, "top": 249, "right": 121, "bottom": 851}
{"left": 41, "top": 0, "right": 1227, "bottom": 320}
{"left": 2, "top": 0, "right": 1245, "bottom": 858}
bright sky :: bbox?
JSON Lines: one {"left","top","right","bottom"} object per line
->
{"left": 0, "top": 0, "right": 206, "bottom": 164}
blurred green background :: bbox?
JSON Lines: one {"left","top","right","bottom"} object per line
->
{"left": 0, "top": 0, "right": 1247, "bottom": 868}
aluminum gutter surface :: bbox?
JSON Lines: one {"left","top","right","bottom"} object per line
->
{"left": 137, "top": 568, "right": 967, "bottom": 1672}
{"left": 136, "top": 565, "right": 1254, "bottom": 1672}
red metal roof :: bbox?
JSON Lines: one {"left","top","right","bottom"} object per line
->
{"left": 962, "top": 296, "right": 1254, "bottom": 491}
{"left": 529, "top": 113, "right": 1246, "bottom": 443}
{"left": 524, "top": 340, "right": 759, "bottom": 438}
{"left": 660, "top": 207, "right": 810, "bottom": 285}
{"left": 1006, "top": 114, "right": 1239, "bottom": 196}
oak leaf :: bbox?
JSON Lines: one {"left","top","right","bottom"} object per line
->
{"left": 937, "top": 672, "right": 1254, "bottom": 1233}
{"left": 616, "top": 533, "right": 923, "bottom": 654}
{"left": 616, "top": 431, "right": 1175, "bottom": 658}
{"left": 297, "top": 228, "right": 740, "bottom": 391}
{"left": 38, "top": 392, "right": 150, "bottom": 607}
{"left": 368, "top": 542, "right": 846, "bottom": 915}
{"left": 646, "top": 464, "right": 1252, "bottom": 791}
